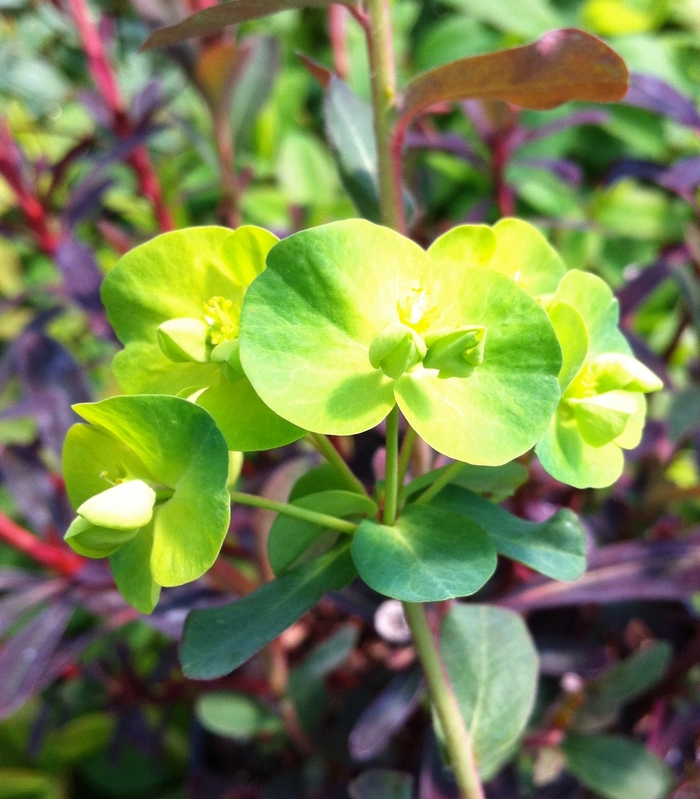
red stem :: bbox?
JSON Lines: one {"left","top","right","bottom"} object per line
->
{"left": 328, "top": 5, "right": 350, "bottom": 80}
{"left": 0, "top": 512, "right": 85, "bottom": 577}
{"left": 492, "top": 135, "right": 515, "bottom": 217}
{"left": 66, "top": 0, "right": 174, "bottom": 231}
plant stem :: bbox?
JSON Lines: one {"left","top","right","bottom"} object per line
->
{"left": 415, "top": 461, "right": 466, "bottom": 506}
{"left": 403, "top": 602, "right": 486, "bottom": 799}
{"left": 229, "top": 490, "right": 356, "bottom": 534}
{"left": 396, "top": 424, "right": 417, "bottom": 493}
{"left": 365, "top": 0, "right": 403, "bottom": 231}
{"left": 307, "top": 433, "right": 367, "bottom": 496}
{"left": 383, "top": 404, "right": 400, "bottom": 524}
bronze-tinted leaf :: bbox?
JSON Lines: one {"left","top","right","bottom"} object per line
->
{"left": 143, "top": 0, "right": 335, "bottom": 50}
{"left": 398, "top": 29, "right": 628, "bottom": 130}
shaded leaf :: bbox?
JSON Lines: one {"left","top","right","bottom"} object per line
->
{"left": 349, "top": 666, "right": 424, "bottom": 761}
{"left": 349, "top": 770, "right": 413, "bottom": 799}
{"left": 440, "top": 604, "right": 538, "bottom": 779}
{"left": 352, "top": 505, "right": 496, "bottom": 602}
{"left": 180, "top": 542, "right": 357, "bottom": 679}
{"left": 144, "top": 0, "right": 335, "bottom": 50}
{"left": 623, "top": 72, "right": 700, "bottom": 128}
{"left": 196, "top": 692, "right": 284, "bottom": 740}
{"left": 0, "top": 601, "right": 72, "bottom": 720}
{"left": 428, "top": 485, "right": 586, "bottom": 582}
{"left": 398, "top": 29, "right": 628, "bottom": 131}
{"left": 403, "top": 462, "right": 527, "bottom": 504}
{"left": 562, "top": 734, "right": 674, "bottom": 799}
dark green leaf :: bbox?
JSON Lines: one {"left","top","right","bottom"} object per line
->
{"left": 289, "top": 463, "right": 359, "bottom": 501}
{"left": 348, "top": 770, "right": 413, "bottom": 799}
{"left": 402, "top": 461, "right": 527, "bottom": 503}
{"left": 428, "top": 485, "right": 586, "bottom": 581}
{"left": 440, "top": 604, "right": 538, "bottom": 779}
{"left": 563, "top": 734, "right": 674, "bottom": 799}
{"left": 351, "top": 505, "right": 496, "bottom": 602}
{"left": 180, "top": 542, "right": 357, "bottom": 679}
{"left": 573, "top": 643, "right": 672, "bottom": 732}
{"left": 269, "top": 490, "right": 376, "bottom": 574}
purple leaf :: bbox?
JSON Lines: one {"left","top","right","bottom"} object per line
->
{"left": 405, "top": 131, "right": 486, "bottom": 170}
{"left": 658, "top": 157, "right": 700, "bottom": 201}
{"left": 131, "top": 81, "right": 167, "bottom": 130}
{"left": 420, "top": 729, "right": 459, "bottom": 799}
{"left": 606, "top": 158, "right": 665, "bottom": 186}
{"left": 63, "top": 177, "right": 114, "bottom": 228}
{"left": 55, "top": 238, "right": 104, "bottom": 310}
{"left": 0, "top": 569, "right": 44, "bottom": 591}
{"left": 623, "top": 73, "right": 700, "bottom": 128}
{"left": 617, "top": 259, "right": 672, "bottom": 316}
{"left": 0, "top": 580, "right": 66, "bottom": 638}
{"left": 79, "top": 91, "right": 114, "bottom": 129}
{"left": 513, "top": 109, "right": 609, "bottom": 147}
{"left": 499, "top": 536, "right": 700, "bottom": 610}
{"left": 0, "top": 600, "right": 73, "bottom": 719}
{"left": 349, "top": 666, "right": 424, "bottom": 761}
{"left": 515, "top": 157, "right": 583, "bottom": 186}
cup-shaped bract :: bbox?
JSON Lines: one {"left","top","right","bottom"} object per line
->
{"left": 62, "top": 395, "right": 232, "bottom": 613}
{"left": 428, "top": 217, "right": 567, "bottom": 298}
{"left": 535, "top": 270, "right": 663, "bottom": 488}
{"left": 101, "top": 226, "right": 304, "bottom": 452}
{"left": 240, "top": 219, "right": 562, "bottom": 466}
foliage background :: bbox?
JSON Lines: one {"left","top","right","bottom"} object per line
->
{"left": 2, "top": 0, "right": 700, "bottom": 797}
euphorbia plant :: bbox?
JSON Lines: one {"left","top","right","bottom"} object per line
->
{"left": 58, "top": 2, "right": 670, "bottom": 798}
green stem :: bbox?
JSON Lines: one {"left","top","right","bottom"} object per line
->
{"left": 415, "top": 461, "right": 466, "bottom": 506}
{"left": 365, "top": 0, "right": 403, "bottom": 231}
{"left": 307, "top": 433, "right": 368, "bottom": 496}
{"left": 229, "top": 491, "right": 357, "bottom": 534}
{"left": 383, "top": 405, "right": 400, "bottom": 524}
{"left": 403, "top": 602, "right": 485, "bottom": 799}
{"left": 396, "top": 424, "right": 417, "bottom": 496}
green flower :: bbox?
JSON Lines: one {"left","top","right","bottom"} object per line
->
{"left": 101, "top": 226, "right": 304, "bottom": 452}
{"left": 62, "top": 395, "right": 233, "bottom": 613}
{"left": 240, "top": 219, "right": 562, "bottom": 466}
{"left": 535, "top": 270, "right": 662, "bottom": 488}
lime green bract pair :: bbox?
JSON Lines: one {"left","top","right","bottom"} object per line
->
{"left": 61, "top": 217, "right": 662, "bottom": 610}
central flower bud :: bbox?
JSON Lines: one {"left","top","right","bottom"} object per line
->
{"left": 397, "top": 286, "right": 436, "bottom": 334}
{"left": 423, "top": 326, "right": 487, "bottom": 379}
{"left": 203, "top": 296, "right": 239, "bottom": 345}
{"left": 369, "top": 323, "right": 427, "bottom": 380}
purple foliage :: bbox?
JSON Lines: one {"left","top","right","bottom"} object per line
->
{"left": 623, "top": 73, "right": 700, "bottom": 128}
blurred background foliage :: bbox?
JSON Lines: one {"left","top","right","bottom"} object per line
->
{"left": 2, "top": 0, "right": 700, "bottom": 797}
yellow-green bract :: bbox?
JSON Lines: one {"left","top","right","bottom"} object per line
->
{"left": 101, "top": 226, "right": 303, "bottom": 452}
{"left": 240, "top": 219, "right": 563, "bottom": 466}
{"left": 535, "top": 270, "right": 662, "bottom": 488}
{"left": 62, "top": 395, "right": 233, "bottom": 613}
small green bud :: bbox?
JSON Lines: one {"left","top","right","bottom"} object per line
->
{"left": 64, "top": 516, "right": 140, "bottom": 558}
{"left": 567, "top": 390, "right": 638, "bottom": 448}
{"left": 423, "top": 326, "right": 487, "bottom": 378}
{"left": 369, "top": 323, "right": 427, "bottom": 380}
{"left": 157, "top": 318, "right": 211, "bottom": 364}
{"left": 211, "top": 339, "right": 245, "bottom": 382}
{"left": 77, "top": 479, "right": 156, "bottom": 531}
{"left": 585, "top": 352, "right": 663, "bottom": 394}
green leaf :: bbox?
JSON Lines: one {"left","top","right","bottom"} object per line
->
{"left": 573, "top": 643, "right": 672, "bottom": 733}
{"left": 348, "top": 770, "right": 413, "bottom": 799}
{"left": 428, "top": 485, "right": 586, "bottom": 582}
{"left": 397, "top": 30, "right": 629, "bottom": 132}
{"left": 196, "top": 692, "right": 284, "bottom": 740}
{"left": 442, "top": 0, "right": 562, "bottom": 38}
{"left": 548, "top": 303, "right": 589, "bottom": 391}
{"left": 180, "top": 542, "right": 357, "bottom": 679}
{"left": 323, "top": 75, "right": 380, "bottom": 223}
{"left": 562, "top": 734, "right": 674, "bottom": 799}
{"left": 351, "top": 505, "right": 496, "bottom": 602}
{"left": 440, "top": 604, "right": 538, "bottom": 779}
{"left": 268, "top": 490, "right": 377, "bottom": 575}
{"left": 428, "top": 218, "right": 566, "bottom": 297}
{"left": 289, "top": 463, "right": 360, "bottom": 501}
{"left": 144, "top": 0, "right": 335, "bottom": 49}
{"left": 110, "top": 520, "right": 161, "bottom": 614}
{"left": 102, "top": 225, "right": 303, "bottom": 451}
{"left": 403, "top": 462, "right": 527, "bottom": 503}
{"left": 76, "top": 480, "right": 155, "bottom": 531}
{"left": 242, "top": 219, "right": 562, "bottom": 465}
